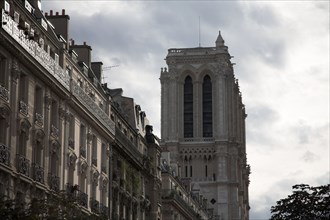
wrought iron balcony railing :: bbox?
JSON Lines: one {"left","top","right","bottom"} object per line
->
{"left": 0, "top": 84, "right": 9, "bottom": 102}
{"left": 72, "top": 82, "right": 115, "bottom": 135}
{"left": 100, "top": 203, "right": 108, "bottom": 216}
{"left": 19, "top": 100, "right": 28, "bottom": 116}
{"left": 34, "top": 112, "right": 44, "bottom": 127}
{"left": 77, "top": 190, "right": 88, "bottom": 208}
{"left": 32, "top": 162, "right": 44, "bottom": 183}
{"left": 0, "top": 143, "right": 10, "bottom": 166}
{"left": 50, "top": 125, "right": 59, "bottom": 138}
{"left": 48, "top": 173, "right": 60, "bottom": 191}
{"left": 90, "top": 198, "right": 100, "bottom": 214}
{"left": 16, "top": 154, "right": 30, "bottom": 176}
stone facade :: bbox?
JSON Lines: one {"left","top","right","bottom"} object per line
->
{"left": 160, "top": 32, "right": 250, "bottom": 220}
{"left": 0, "top": 1, "right": 161, "bottom": 219}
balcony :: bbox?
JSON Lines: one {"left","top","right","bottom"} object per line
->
{"left": 48, "top": 173, "right": 60, "bottom": 191}
{"left": 1, "top": 9, "right": 70, "bottom": 90}
{"left": 77, "top": 190, "right": 88, "bottom": 208}
{"left": 32, "top": 162, "right": 44, "bottom": 183}
{"left": 34, "top": 112, "right": 44, "bottom": 127}
{"left": 0, "top": 85, "right": 9, "bottom": 102}
{"left": 115, "top": 127, "right": 142, "bottom": 163}
{"left": 19, "top": 100, "right": 28, "bottom": 116}
{"left": 90, "top": 198, "right": 100, "bottom": 214}
{"left": 162, "top": 189, "right": 197, "bottom": 217}
{"left": 100, "top": 203, "right": 108, "bottom": 216}
{"left": 72, "top": 82, "right": 115, "bottom": 135}
{"left": 16, "top": 154, "right": 30, "bottom": 177}
{"left": 0, "top": 143, "right": 10, "bottom": 166}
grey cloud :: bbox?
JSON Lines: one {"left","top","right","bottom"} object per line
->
{"left": 301, "top": 150, "right": 319, "bottom": 163}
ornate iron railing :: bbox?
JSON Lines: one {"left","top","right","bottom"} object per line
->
{"left": 77, "top": 190, "right": 88, "bottom": 208}
{"left": 32, "top": 162, "right": 44, "bottom": 183}
{"left": 48, "top": 173, "right": 60, "bottom": 191}
{"left": 100, "top": 203, "right": 108, "bottom": 216}
{"left": 16, "top": 154, "right": 30, "bottom": 176}
{"left": 19, "top": 100, "right": 28, "bottom": 116}
{"left": 90, "top": 198, "right": 100, "bottom": 213}
{"left": 162, "top": 189, "right": 202, "bottom": 218}
{"left": 50, "top": 125, "right": 59, "bottom": 138}
{"left": 0, "top": 143, "right": 10, "bottom": 166}
{"left": 115, "top": 127, "right": 143, "bottom": 163}
{"left": 1, "top": 9, "right": 70, "bottom": 90}
{"left": 34, "top": 112, "right": 44, "bottom": 126}
{"left": 0, "top": 84, "right": 9, "bottom": 102}
{"left": 72, "top": 82, "right": 115, "bottom": 135}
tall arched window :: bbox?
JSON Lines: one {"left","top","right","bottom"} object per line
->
{"left": 203, "top": 75, "right": 212, "bottom": 137}
{"left": 184, "top": 76, "right": 193, "bottom": 138}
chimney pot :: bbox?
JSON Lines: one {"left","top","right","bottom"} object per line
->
{"left": 56, "top": 12, "right": 59, "bottom": 16}
{"left": 62, "top": 9, "right": 65, "bottom": 15}
{"left": 45, "top": 12, "right": 48, "bottom": 16}
{"left": 50, "top": 10, "right": 53, "bottom": 16}
{"left": 84, "top": 41, "right": 86, "bottom": 45}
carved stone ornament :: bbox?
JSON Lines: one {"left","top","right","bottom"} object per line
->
{"left": 67, "top": 150, "right": 77, "bottom": 167}
{"left": 80, "top": 159, "right": 88, "bottom": 174}
{"left": 11, "top": 59, "right": 21, "bottom": 80}
{"left": 33, "top": 129, "right": 45, "bottom": 145}
{"left": 0, "top": 104, "right": 11, "bottom": 119}
{"left": 19, "top": 118, "right": 31, "bottom": 137}
{"left": 59, "top": 107, "right": 66, "bottom": 119}
{"left": 101, "top": 175, "right": 108, "bottom": 190}
{"left": 91, "top": 168, "right": 100, "bottom": 184}
{"left": 50, "top": 140, "right": 61, "bottom": 158}
{"left": 44, "top": 95, "right": 52, "bottom": 108}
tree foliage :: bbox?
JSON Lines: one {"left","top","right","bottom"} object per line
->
{"left": 270, "top": 184, "right": 330, "bottom": 220}
{"left": 0, "top": 191, "right": 108, "bottom": 220}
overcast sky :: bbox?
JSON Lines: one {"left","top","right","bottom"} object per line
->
{"left": 43, "top": 1, "right": 329, "bottom": 219}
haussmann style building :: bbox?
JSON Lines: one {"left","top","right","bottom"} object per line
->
{"left": 160, "top": 32, "right": 250, "bottom": 220}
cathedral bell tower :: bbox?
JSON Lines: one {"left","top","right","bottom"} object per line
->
{"left": 160, "top": 31, "right": 250, "bottom": 220}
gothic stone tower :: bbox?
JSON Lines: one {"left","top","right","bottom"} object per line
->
{"left": 160, "top": 32, "right": 250, "bottom": 220}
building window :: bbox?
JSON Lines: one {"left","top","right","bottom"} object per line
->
{"left": 92, "top": 135, "right": 97, "bottom": 166}
{"left": 18, "top": 74, "right": 28, "bottom": 116}
{"left": 34, "top": 86, "right": 43, "bottom": 126}
{"left": 68, "top": 115, "right": 75, "bottom": 149}
{"left": 190, "top": 165, "right": 193, "bottom": 177}
{"left": 80, "top": 124, "right": 86, "bottom": 157}
{"left": 205, "top": 165, "right": 208, "bottom": 177}
{"left": 184, "top": 76, "right": 193, "bottom": 138}
{"left": 0, "top": 56, "right": 8, "bottom": 88}
{"left": 203, "top": 75, "right": 212, "bottom": 137}
{"left": 101, "top": 143, "right": 107, "bottom": 173}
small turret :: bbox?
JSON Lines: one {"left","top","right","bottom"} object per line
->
{"left": 215, "top": 30, "right": 225, "bottom": 47}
